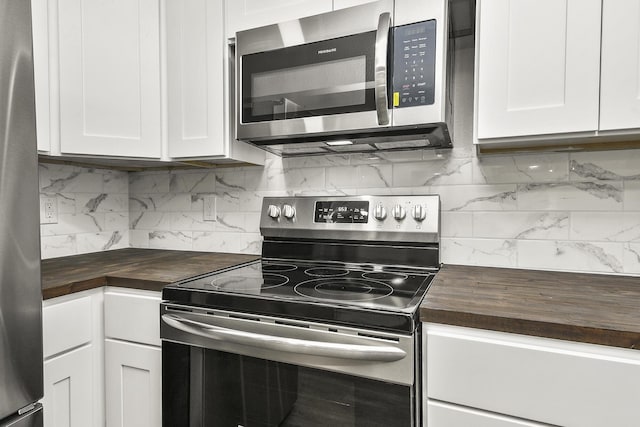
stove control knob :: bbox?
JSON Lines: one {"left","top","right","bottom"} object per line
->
{"left": 391, "top": 204, "right": 406, "bottom": 220}
{"left": 412, "top": 204, "right": 427, "bottom": 222}
{"left": 267, "top": 205, "right": 281, "bottom": 219}
{"left": 373, "top": 204, "right": 387, "bottom": 221}
{"left": 282, "top": 204, "right": 296, "bottom": 220}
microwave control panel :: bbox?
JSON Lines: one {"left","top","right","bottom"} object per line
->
{"left": 392, "top": 20, "right": 437, "bottom": 108}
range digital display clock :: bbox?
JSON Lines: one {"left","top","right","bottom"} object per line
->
{"left": 314, "top": 201, "right": 369, "bottom": 224}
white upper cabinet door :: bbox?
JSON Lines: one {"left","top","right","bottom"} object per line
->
{"left": 225, "top": 0, "right": 332, "bottom": 39}
{"left": 333, "top": 0, "right": 377, "bottom": 10}
{"left": 476, "top": 0, "right": 602, "bottom": 140}
{"left": 600, "top": 0, "right": 640, "bottom": 131}
{"left": 165, "top": 0, "right": 226, "bottom": 158}
{"left": 31, "top": 0, "right": 51, "bottom": 153}
{"left": 57, "top": 0, "right": 162, "bottom": 158}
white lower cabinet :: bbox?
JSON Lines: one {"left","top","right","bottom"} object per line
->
{"left": 42, "top": 289, "right": 104, "bottom": 427}
{"left": 424, "top": 324, "right": 640, "bottom": 427}
{"left": 427, "top": 401, "right": 545, "bottom": 427}
{"left": 43, "top": 345, "right": 93, "bottom": 427}
{"left": 104, "top": 288, "right": 162, "bottom": 427}
{"left": 105, "top": 340, "right": 162, "bottom": 427}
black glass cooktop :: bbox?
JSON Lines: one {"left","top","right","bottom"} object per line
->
{"left": 163, "top": 259, "right": 436, "bottom": 333}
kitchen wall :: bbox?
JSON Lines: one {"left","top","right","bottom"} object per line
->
{"left": 39, "top": 162, "right": 129, "bottom": 259}
{"left": 127, "top": 36, "right": 640, "bottom": 275}
{"left": 39, "top": 36, "right": 640, "bottom": 275}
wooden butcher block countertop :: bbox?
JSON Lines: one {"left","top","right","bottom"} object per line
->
{"left": 41, "top": 248, "right": 260, "bottom": 300}
{"left": 421, "top": 264, "right": 640, "bottom": 350}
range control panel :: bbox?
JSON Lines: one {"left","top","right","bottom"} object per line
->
{"left": 392, "top": 20, "right": 437, "bottom": 108}
{"left": 260, "top": 195, "right": 440, "bottom": 244}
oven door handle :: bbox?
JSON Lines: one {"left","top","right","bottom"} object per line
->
{"left": 375, "top": 11, "right": 391, "bottom": 126}
{"left": 162, "top": 313, "right": 406, "bottom": 362}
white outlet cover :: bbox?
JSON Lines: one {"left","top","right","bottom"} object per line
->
{"left": 40, "top": 196, "right": 58, "bottom": 224}
{"left": 203, "top": 196, "right": 217, "bottom": 222}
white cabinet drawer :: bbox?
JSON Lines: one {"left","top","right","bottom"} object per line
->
{"left": 426, "top": 325, "right": 640, "bottom": 427}
{"left": 43, "top": 295, "right": 92, "bottom": 359}
{"left": 427, "top": 401, "right": 545, "bottom": 427}
{"left": 104, "top": 289, "right": 161, "bottom": 347}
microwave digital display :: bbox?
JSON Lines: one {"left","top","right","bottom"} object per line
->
{"left": 314, "top": 201, "right": 369, "bottom": 224}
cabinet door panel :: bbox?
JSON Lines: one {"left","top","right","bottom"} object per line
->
{"left": 225, "top": 0, "right": 332, "bottom": 39}
{"left": 600, "top": 0, "right": 640, "bottom": 131}
{"left": 105, "top": 339, "right": 161, "bottom": 427}
{"left": 428, "top": 401, "right": 545, "bottom": 427}
{"left": 57, "top": 0, "right": 161, "bottom": 158}
{"left": 426, "top": 326, "right": 640, "bottom": 427}
{"left": 166, "top": 0, "right": 225, "bottom": 158}
{"left": 31, "top": 0, "right": 51, "bottom": 153}
{"left": 43, "top": 346, "right": 93, "bottom": 427}
{"left": 476, "top": 0, "right": 601, "bottom": 139}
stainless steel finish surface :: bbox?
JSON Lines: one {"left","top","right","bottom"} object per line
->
{"left": 234, "top": 0, "right": 453, "bottom": 156}
{"left": 162, "top": 314, "right": 407, "bottom": 362}
{"left": 0, "top": 405, "right": 42, "bottom": 427}
{"left": 0, "top": 0, "right": 43, "bottom": 422}
{"left": 260, "top": 195, "right": 440, "bottom": 243}
{"left": 374, "top": 12, "right": 391, "bottom": 126}
{"left": 236, "top": 1, "right": 393, "bottom": 142}
{"left": 161, "top": 304, "right": 415, "bottom": 386}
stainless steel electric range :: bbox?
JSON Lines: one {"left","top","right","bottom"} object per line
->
{"left": 161, "top": 195, "right": 441, "bottom": 427}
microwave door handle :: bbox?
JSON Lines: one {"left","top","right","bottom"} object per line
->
{"left": 375, "top": 12, "right": 391, "bottom": 126}
{"left": 162, "top": 313, "right": 406, "bottom": 362}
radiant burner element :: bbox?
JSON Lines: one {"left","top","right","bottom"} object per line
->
{"left": 211, "top": 273, "right": 289, "bottom": 292}
{"left": 261, "top": 263, "right": 298, "bottom": 272}
{"left": 294, "top": 278, "right": 394, "bottom": 302}
{"left": 304, "top": 267, "right": 350, "bottom": 277}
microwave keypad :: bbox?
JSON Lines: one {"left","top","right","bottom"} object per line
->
{"left": 392, "top": 20, "right": 436, "bottom": 108}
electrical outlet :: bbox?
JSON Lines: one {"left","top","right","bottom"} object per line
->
{"left": 41, "top": 196, "right": 58, "bottom": 224}
{"left": 203, "top": 196, "right": 217, "bottom": 222}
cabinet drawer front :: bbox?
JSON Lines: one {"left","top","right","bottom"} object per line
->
{"left": 427, "top": 401, "right": 544, "bottom": 427}
{"left": 104, "top": 290, "right": 161, "bottom": 346}
{"left": 426, "top": 326, "right": 640, "bottom": 427}
{"left": 43, "top": 296, "right": 92, "bottom": 358}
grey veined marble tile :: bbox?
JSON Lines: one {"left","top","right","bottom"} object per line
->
{"left": 570, "top": 150, "right": 640, "bottom": 181}
{"left": 517, "top": 182, "right": 623, "bottom": 211}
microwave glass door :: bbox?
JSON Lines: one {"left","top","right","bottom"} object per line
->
{"left": 241, "top": 32, "right": 378, "bottom": 124}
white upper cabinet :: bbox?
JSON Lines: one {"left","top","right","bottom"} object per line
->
{"left": 475, "top": 0, "right": 602, "bottom": 140}
{"left": 333, "top": 0, "right": 377, "bottom": 10}
{"left": 165, "top": 0, "right": 226, "bottom": 158}
{"left": 57, "top": 0, "right": 162, "bottom": 158}
{"left": 599, "top": 0, "right": 640, "bottom": 131}
{"left": 31, "top": 0, "right": 51, "bottom": 153}
{"left": 225, "top": 0, "right": 332, "bottom": 39}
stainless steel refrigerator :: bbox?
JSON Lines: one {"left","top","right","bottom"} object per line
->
{"left": 0, "top": 0, "right": 44, "bottom": 425}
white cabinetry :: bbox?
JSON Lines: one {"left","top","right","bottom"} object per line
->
{"left": 31, "top": 0, "right": 52, "bottom": 153}
{"left": 57, "top": 0, "right": 162, "bottom": 158}
{"left": 164, "top": 0, "right": 263, "bottom": 163}
{"left": 104, "top": 288, "right": 162, "bottom": 427}
{"left": 105, "top": 340, "right": 162, "bottom": 427}
{"left": 600, "top": 0, "right": 640, "bottom": 131}
{"left": 475, "top": 0, "right": 640, "bottom": 149}
{"left": 475, "top": 0, "right": 601, "bottom": 140}
{"left": 225, "top": 0, "right": 332, "bottom": 39}
{"left": 424, "top": 324, "right": 640, "bottom": 427}
{"left": 333, "top": 0, "right": 377, "bottom": 9}
{"left": 42, "top": 289, "right": 104, "bottom": 427}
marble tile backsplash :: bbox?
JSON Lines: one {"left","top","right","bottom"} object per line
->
{"left": 39, "top": 163, "right": 129, "bottom": 259}
{"left": 127, "top": 148, "right": 640, "bottom": 275}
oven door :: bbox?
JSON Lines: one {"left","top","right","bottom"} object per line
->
{"left": 236, "top": 1, "right": 393, "bottom": 143}
{"left": 161, "top": 304, "right": 419, "bottom": 426}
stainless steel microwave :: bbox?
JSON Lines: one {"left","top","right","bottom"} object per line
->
{"left": 235, "top": 0, "right": 453, "bottom": 156}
